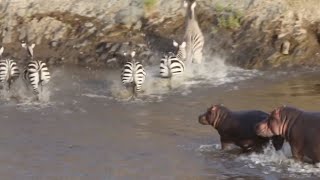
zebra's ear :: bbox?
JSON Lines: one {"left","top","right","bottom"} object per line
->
{"left": 21, "top": 42, "right": 27, "bottom": 49}
{"left": 131, "top": 51, "right": 136, "bottom": 58}
{"left": 30, "top": 43, "right": 35, "bottom": 49}
{"left": 173, "top": 40, "right": 179, "bottom": 47}
{"left": 183, "top": 0, "right": 188, "bottom": 8}
{"left": 0, "top": 47, "right": 4, "bottom": 56}
{"left": 180, "top": 42, "right": 186, "bottom": 48}
{"left": 191, "top": 1, "right": 196, "bottom": 9}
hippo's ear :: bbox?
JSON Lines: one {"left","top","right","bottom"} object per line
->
{"left": 211, "top": 105, "right": 218, "bottom": 112}
{"left": 274, "top": 108, "right": 281, "bottom": 120}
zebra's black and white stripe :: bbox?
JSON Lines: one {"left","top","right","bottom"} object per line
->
{"left": 160, "top": 41, "right": 186, "bottom": 78}
{"left": 184, "top": 0, "right": 204, "bottom": 64}
{"left": 22, "top": 43, "right": 51, "bottom": 94}
{"left": 0, "top": 47, "right": 20, "bottom": 89}
{"left": 121, "top": 51, "right": 146, "bottom": 95}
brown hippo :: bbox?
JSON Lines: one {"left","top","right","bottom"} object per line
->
{"left": 199, "top": 104, "right": 284, "bottom": 152}
{"left": 256, "top": 106, "right": 320, "bottom": 163}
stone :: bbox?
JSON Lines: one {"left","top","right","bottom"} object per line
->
{"left": 84, "top": 22, "right": 94, "bottom": 28}
{"left": 281, "top": 40, "right": 290, "bottom": 55}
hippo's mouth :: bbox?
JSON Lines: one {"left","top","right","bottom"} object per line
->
{"left": 198, "top": 115, "right": 209, "bottom": 125}
{"left": 255, "top": 122, "right": 274, "bottom": 137}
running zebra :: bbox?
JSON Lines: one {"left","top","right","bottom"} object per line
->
{"left": 22, "top": 43, "right": 51, "bottom": 95}
{"left": 0, "top": 47, "right": 20, "bottom": 90}
{"left": 160, "top": 40, "right": 186, "bottom": 78}
{"left": 121, "top": 51, "right": 146, "bottom": 97}
{"left": 183, "top": 0, "right": 204, "bottom": 64}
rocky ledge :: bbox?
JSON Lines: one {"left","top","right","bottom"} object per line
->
{"left": 1, "top": 0, "right": 320, "bottom": 69}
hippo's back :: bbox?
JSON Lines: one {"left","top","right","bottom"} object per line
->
{"left": 232, "top": 110, "right": 269, "bottom": 137}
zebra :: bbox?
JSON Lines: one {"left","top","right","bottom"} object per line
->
{"left": 0, "top": 47, "right": 20, "bottom": 90}
{"left": 183, "top": 0, "right": 204, "bottom": 64}
{"left": 21, "top": 43, "right": 51, "bottom": 95}
{"left": 121, "top": 51, "right": 146, "bottom": 98}
{"left": 160, "top": 40, "right": 186, "bottom": 78}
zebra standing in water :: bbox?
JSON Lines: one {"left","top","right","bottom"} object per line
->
{"left": 183, "top": 0, "right": 204, "bottom": 64}
{"left": 160, "top": 40, "right": 186, "bottom": 78}
{"left": 22, "top": 43, "right": 51, "bottom": 96}
{"left": 121, "top": 51, "right": 146, "bottom": 98}
{"left": 0, "top": 47, "right": 20, "bottom": 90}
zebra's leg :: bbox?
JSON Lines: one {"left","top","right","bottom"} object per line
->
{"left": 130, "top": 84, "right": 136, "bottom": 100}
{"left": 35, "top": 91, "right": 40, "bottom": 101}
{"left": 193, "top": 51, "right": 203, "bottom": 64}
{"left": 38, "top": 84, "right": 43, "bottom": 101}
{"left": 168, "top": 78, "right": 173, "bottom": 90}
{"left": 7, "top": 81, "right": 11, "bottom": 91}
{"left": 133, "top": 85, "right": 138, "bottom": 99}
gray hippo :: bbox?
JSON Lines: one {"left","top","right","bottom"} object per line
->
{"left": 256, "top": 106, "right": 320, "bottom": 163}
{"left": 199, "top": 104, "right": 284, "bottom": 152}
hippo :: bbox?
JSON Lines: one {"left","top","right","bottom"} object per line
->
{"left": 256, "top": 106, "right": 320, "bottom": 163}
{"left": 198, "top": 104, "right": 284, "bottom": 152}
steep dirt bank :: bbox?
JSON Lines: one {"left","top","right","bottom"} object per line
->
{"left": 0, "top": 0, "right": 320, "bottom": 69}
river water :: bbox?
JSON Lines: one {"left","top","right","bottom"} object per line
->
{"left": 0, "top": 57, "right": 320, "bottom": 179}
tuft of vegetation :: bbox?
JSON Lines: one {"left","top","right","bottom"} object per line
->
{"left": 217, "top": 14, "right": 241, "bottom": 30}
{"left": 214, "top": 3, "right": 224, "bottom": 13}
{"left": 144, "top": 0, "right": 157, "bottom": 10}
{"left": 214, "top": 3, "right": 243, "bottom": 30}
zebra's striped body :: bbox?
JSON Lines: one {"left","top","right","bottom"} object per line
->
{"left": 0, "top": 59, "right": 20, "bottom": 89}
{"left": 23, "top": 60, "right": 50, "bottom": 94}
{"left": 184, "top": 0, "right": 204, "bottom": 64}
{"left": 160, "top": 41, "right": 186, "bottom": 78}
{"left": 21, "top": 43, "right": 51, "bottom": 95}
{"left": 160, "top": 54, "right": 185, "bottom": 78}
{"left": 0, "top": 47, "right": 20, "bottom": 89}
{"left": 121, "top": 51, "right": 146, "bottom": 95}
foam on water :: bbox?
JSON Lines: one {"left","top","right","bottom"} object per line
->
{"left": 107, "top": 55, "right": 260, "bottom": 102}
{"left": 237, "top": 143, "right": 320, "bottom": 177}
{"left": 197, "top": 144, "right": 221, "bottom": 152}
{"left": 0, "top": 68, "right": 61, "bottom": 109}
{"left": 81, "top": 93, "right": 111, "bottom": 99}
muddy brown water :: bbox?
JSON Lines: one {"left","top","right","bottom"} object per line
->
{"left": 0, "top": 62, "right": 320, "bottom": 179}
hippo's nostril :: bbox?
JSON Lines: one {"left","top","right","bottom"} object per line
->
{"left": 198, "top": 115, "right": 208, "bottom": 125}
{"left": 255, "top": 124, "right": 261, "bottom": 132}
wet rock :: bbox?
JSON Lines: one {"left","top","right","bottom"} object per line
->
{"left": 281, "top": 40, "right": 290, "bottom": 55}
{"left": 47, "top": 57, "right": 61, "bottom": 65}
{"left": 114, "top": 2, "right": 144, "bottom": 28}
{"left": 84, "top": 22, "right": 94, "bottom": 28}
{"left": 49, "top": 41, "right": 59, "bottom": 48}
{"left": 106, "top": 58, "right": 119, "bottom": 68}
{"left": 78, "top": 55, "right": 96, "bottom": 64}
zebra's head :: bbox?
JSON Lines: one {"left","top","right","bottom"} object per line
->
{"left": 0, "top": 46, "right": 4, "bottom": 57}
{"left": 131, "top": 51, "right": 136, "bottom": 58}
{"left": 173, "top": 40, "right": 187, "bottom": 60}
{"left": 183, "top": 0, "right": 196, "bottom": 19}
{"left": 21, "top": 42, "right": 35, "bottom": 59}
{"left": 123, "top": 51, "right": 137, "bottom": 63}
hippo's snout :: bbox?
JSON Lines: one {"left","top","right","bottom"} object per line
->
{"left": 255, "top": 121, "right": 273, "bottom": 137}
{"left": 198, "top": 114, "right": 209, "bottom": 125}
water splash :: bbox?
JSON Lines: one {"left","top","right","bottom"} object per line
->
{"left": 197, "top": 144, "right": 221, "bottom": 152}
{"left": 238, "top": 143, "right": 320, "bottom": 177}
{"left": 107, "top": 55, "right": 260, "bottom": 102}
